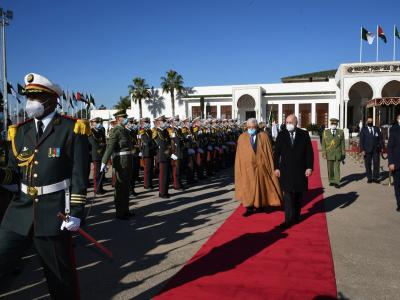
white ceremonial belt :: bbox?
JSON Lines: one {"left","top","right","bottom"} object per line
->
{"left": 21, "top": 179, "right": 70, "bottom": 196}
{"left": 112, "top": 151, "right": 133, "bottom": 158}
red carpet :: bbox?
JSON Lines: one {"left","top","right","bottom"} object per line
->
{"left": 155, "top": 141, "right": 337, "bottom": 299}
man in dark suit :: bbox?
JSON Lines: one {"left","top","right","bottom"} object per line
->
{"left": 359, "top": 117, "right": 384, "bottom": 183}
{"left": 273, "top": 114, "right": 314, "bottom": 228}
{"left": 388, "top": 114, "right": 400, "bottom": 212}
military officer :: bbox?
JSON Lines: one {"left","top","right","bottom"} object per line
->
{"left": 322, "top": 118, "right": 346, "bottom": 188}
{"left": 126, "top": 116, "right": 140, "bottom": 196}
{"left": 0, "top": 73, "right": 89, "bottom": 299}
{"left": 192, "top": 117, "right": 205, "bottom": 180}
{"left": 140, "top": 117, "right": 155, "bottom": 189}
{"left": 101, "top": 109, "right": 134, "bottom": 219}
{"left": 170, "top": 116, "right": 185, "bottom": 190}
{"left": 182, "top": 118, "right": 196, "bottom": 184}
{"left": 89, "top": 117, "right": 107, "bottom": 194}
{"left": 153, "top": 115, "right": 171, "bottom": 198}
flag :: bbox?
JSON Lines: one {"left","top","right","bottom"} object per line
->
{"left": 396, "top": 26, "right": 400, "bottom": 40}
{"left": 17, "top": 83, "right": 24, "bottom": 95}
{"left": 89, "top": 94, "right": 96, "bottom": 106}
{"left": 362, "top": 27, "right": 375, "bottom": 44}
{"left": 378, "top": 25, "right": 387, "bottom": 43}
{"left": 7, "top": 82, "right": 21, "bottom": 103}
{"left": 62, "top": 91, "right": 67, "bottom": 100}
{"left": 72, "top": 92, "right": 77, "bottom": 102}
{"left": 68, "top": 92, "right": 74, "bottom": 109}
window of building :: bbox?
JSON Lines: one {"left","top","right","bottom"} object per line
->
{"left": 192, "top": 106, "right": 202, "bottom": 118}
{"left": 316, "top": 103, "right": 329, "bottom": 127}
{"left": 282, "top": 104, "right": 294, "bottom": 122}
{"left": 206, "top": 105, "right": 217, "bottom": 118}
{"left": 221, "top": 105, "right": 232, "bottom": 119}
{"left": 299, "top": 104, "right": 312, "bottom": 127}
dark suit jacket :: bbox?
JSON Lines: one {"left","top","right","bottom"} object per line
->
{"left": 273, "top": 128, "right": 314, "bottom": 192}
{"left": 388, "top": 124, "right": 400, "bottom": 169}
{"left": 359, "top": 126, "right": 384, "bottom": 153}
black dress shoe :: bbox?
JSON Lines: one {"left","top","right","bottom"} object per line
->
{"left": 367, "top": 179, "right": 373, "bottom": 183}
{"left": 159, "top": 194, "right": 170, "bottom": 199}
{"left": 255, "top": 207, "right": 264, "bottom": 213}
{"left": 373, "top": 179, "right": 380, "bottom": 184}
{"left": 329, "top": 183, "right": 334, "bottom": 186}
{"left": 396, "top": 207, "right": 400, "bottom": 212}
{"left": 125, "top": 211, "right": 135, "bottom": 218}
{"left": 131, "top": 191, "right": 139, "bottom": 196}
{"left": 242, "top": 208, "right": 254, "bottom": 217}
{"left": 116, "top": 215, "right": 129, "bottom": 220}
{"left": 277, "top": 222, "right": 292, "bottom": 229}
{"left": 96, "top": 189, "right": 106, "bottom": 195}
{"left": 334, "top": 184, "right": 340, "bottom": 188}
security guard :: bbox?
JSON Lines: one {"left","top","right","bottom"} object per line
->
{"left": 0, "top": 73, "right": 89, "bottom": 299}
{"left": 322, "top": 118, "right": 346, "bottom": 188}
{"left": 153, "top": 115, "right": 171, "bottom": 198}
{"left": 101, "top": 109, "right": 134, "bottom": 219}
{"left": 140, "top": 117, "right": 155, "bottom": 189}
{"left": 89, "top": 117, "right": 106, "bottom": 194}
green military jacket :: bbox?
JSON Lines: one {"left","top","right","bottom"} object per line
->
{"left": 322, "top": 128, "right": 346, "bottom": 161}
{"left": 101, "top": 124, "right": 133, "bottom": 168}
{"left": 0, "top": 114, "right": 89, "bottom": 236}
{"left": 89, "top": 127, "right": 106, "bottom": 161}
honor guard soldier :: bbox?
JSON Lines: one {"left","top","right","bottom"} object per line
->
{"left": 322, "top": 118, "right": 346, "bottom": 188}
{"left": 170, "top": 116, "right": 185, "bottom": 190}
{"left": 182, "top": 118, "right": 196, "bottom": 184}
{"left": 192, "top": 117, "right": 205, "bottom": 180}
{"left": 0, "top": 73, "right": 90, "bottom": 299}
{"left": 101, "top": 109, "right": 134, "bottom": 219}
{"left": 140, "top": 117, "right": 155, "bottom": 189}
{"left": 153, "top": 115, "right": 172, "bottom": 198}
{"left": 89, "top": 117, "right": 107, "bottom": 194}
{"left": 126, "top": 116, "right": 140, "bottom": 196}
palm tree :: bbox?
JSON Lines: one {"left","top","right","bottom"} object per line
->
{"left": 160, "top": 70, "right": 184, "bottom": 117}
{"left": 114, "top": 96, "right": 131, "bottom": 110}
{"left": 128, "top": 77, "right": 150, "bottom": 118}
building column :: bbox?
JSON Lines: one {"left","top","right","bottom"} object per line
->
{"left": 217, "top": 105, "right": 221, "bottom": 119}
{"left": 344, "top": 99, "right": 349, "bottom": 129}
{"left": 311, "top": 102, "right": 316, "bottom": 124}
{"left": 278, "top": 103, "right": 283, "bottom": 124}
{"left": 372, "top": 106, "right": 376, "bottom": 126}
{"left": 294, "top": 102, "right": 299, "bottom": 117}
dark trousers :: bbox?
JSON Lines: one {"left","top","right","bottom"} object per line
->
{"left": 0, "top": 227, "right": 79, "bottom": 300}
{"left": 159, "top": 161, "right": 170, "bottom": 196}
{"left": 172, "top": 159, "right": 184, "bottom": 189}
{"left": 283, "top": 192, "right": 303, "bottom": 225}
{"left": 92, "top": 160, "right": 104, "bottom": 193}
{"left": 186, "top": 155, "right": 196, "bottom": 183}
{"left": 394, "top": 170, "right": 400, "bottom": 208}
{"left": 195, "top": 152, "right": 205, "bottom": 179}
{"left": 364, "top": 150, "right": 380, "bottom": 180}
{"left": 114, "top": 156, "right": 132, "bottom": 218}
{"left": 132, "top": 156, "right": 140, "bottom": 183}
{"left": 143, "top": 157, "right": 154, "bottom": 189}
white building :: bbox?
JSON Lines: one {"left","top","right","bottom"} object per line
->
{"left": 91, "top": 61, "right": 400, "bottom": 137}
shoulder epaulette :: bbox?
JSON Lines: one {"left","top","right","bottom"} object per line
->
{"left": 72, "top": 118, "right": 91, "bottom": 136}
{"left": 7, "top": 119, "right": 33, "bottom": 142}
{"left": 139, "top": 129, "right": 145, "bottom": 135}
{"left": 152, "top": 129, "right": 158, "bottom": 139}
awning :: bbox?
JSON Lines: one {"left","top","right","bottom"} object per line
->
{"left": 366, "top": 97, "right": 400, "bottom": 108}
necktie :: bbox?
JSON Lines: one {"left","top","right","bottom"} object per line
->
{"left": 290, "top": 132, "right": 294, "bottom": 146}
{"left": 332, "top": 130, "right": 336, "bottom": 137}
{"left": 37, "top": 120, "right": 44, "bottom": 139}
{"left": 250, "top": 135, "right": 256, "bottom": 150}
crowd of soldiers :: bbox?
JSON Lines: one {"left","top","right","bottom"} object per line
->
{"left": 88, "top": 109, "right": 243, "bottom": 219}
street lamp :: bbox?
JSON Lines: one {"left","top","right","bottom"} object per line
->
{"left": 0, "top": 8, "right": 12, "bottom": 131}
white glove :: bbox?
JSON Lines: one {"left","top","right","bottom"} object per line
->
{"left": 100, "top": 163, "right": 107, "bottom": 172}
{"left": 60, "top": 216, "right": 81, "bottom": 232}
{"left": 171, "top": 154, "right": 178, "bottom": 160}
{"left": 207, "top": 145, "right": 213, "bottom": 151}
{"left": 214, "top": 146, "right": 220, "bottom": 151}
{"left": 197, "top": 148, "right": 204, "bottom": 154}
{"left": 139, "top": 152, "right": 142, "bottom": 157}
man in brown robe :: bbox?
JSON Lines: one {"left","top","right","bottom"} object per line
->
{"left": 235, "top": 118, "right": 282, "bottom": 217}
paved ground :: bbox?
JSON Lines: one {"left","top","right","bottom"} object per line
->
{"left": 320, "top": 143, "right": 400, "bottom": 300}
{"left": 1, "top": 142, "right": 400, "bottom": 300}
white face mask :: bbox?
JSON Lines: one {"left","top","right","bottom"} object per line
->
{"left": 26, "top": 99, "right": 45, "bottom": 119}
{"left": 286, "top": 123, "right": 295, "bottom": 132}
{"left": 330, "top": 124, "right": 337, "bottom": 130}
{"left": 397, "top": 119, "right": 400, "bottom": 125}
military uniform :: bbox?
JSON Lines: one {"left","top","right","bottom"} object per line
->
{"left": 0, "top": 73, "right": 89, "bottom": 299}
{"left": 126, "top": 118, "right": 140, "bottom": 195}
{"left": 153, "top": 116, "right": 171, "bottom": 198}
{"left": 192, "top": 123, "right": 205, "bottom": 180}
{"left": 140, "top": 118, "right": 156, "bottom": 189}
{"left": 102, "top": 110, "right": 133, "bottom": 219}
{"left": 170, "top": 122, "right": 185, "bottom": 190}
{"left": 182, "top": 121, "right": 196, "bottom": 184}
{"left": 88, "top": 118, "right": 106, "bottom": 194}
{"left": 322, "top": 118, "right": 345, "bottom": 187}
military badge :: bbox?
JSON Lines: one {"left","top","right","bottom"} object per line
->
{"left": 48, "top": 147, "right": 61, "bottom": 158}
{"left": 26, "top": 74, "right": 34, "bottom": 83}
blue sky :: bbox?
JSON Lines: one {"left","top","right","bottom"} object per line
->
{"left": 3, "top": 0, "right": 400, "bottom": 108}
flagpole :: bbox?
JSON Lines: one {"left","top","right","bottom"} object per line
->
{"left": 16, "top": 99, "right": 18, "bottom": 123}
{"left": 394, "top": 25, "right": 396, "bottom": 61}
{"left": 360, "top": 26, "right": 363, "bottom": 62}
{"left": 376, "top": 25, "right": 379, "bottom": 61}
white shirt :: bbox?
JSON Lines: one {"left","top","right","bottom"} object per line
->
{"left": 368, "top": 126, "right": 374, "bottom": 135}
{"left": 35, "top": 110, "right": 56, "bottom": 133}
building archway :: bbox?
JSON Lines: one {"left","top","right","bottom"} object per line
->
{"left": 237, "top": 94, "right": 256, "bottom": 122}
{"left": 348, "top": 81, "right": 373, "bottom": 127}
{"left": 381, "top": 80, "right": 400, "bottom": 97}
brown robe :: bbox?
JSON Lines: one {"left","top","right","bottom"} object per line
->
{"left": 235, "top": 131, "right": 282, "bottom": 208}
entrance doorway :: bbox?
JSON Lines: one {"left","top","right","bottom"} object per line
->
{"left": 246, "top": 111, "right": 256, "bottom": 119}
{"left": 237, "top": 94, "right": 256, "bottom": 122}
